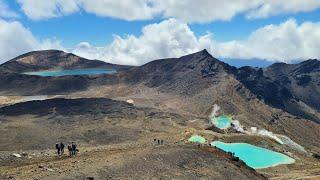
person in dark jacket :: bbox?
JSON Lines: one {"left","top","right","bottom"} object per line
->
{"left": 60, "top": 142, "right": 65, "bottom": 155}
{"left": 55, "top": 143, "right": 60, "bottom": 156}
{"left": 71, "top": 142, "right": 77, "bottom": 156}
{"left": 68, "top": 144, "right": 72, "bottom": 157}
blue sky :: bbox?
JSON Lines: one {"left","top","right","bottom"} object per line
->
{"left": 0, "top": 0, "right": 319, "bottom": 66}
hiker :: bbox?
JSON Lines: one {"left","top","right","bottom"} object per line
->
{"left": 60, "top": 142, "right": 65, "bottom": 155}
{"left": 161, "top": 140, "right": 164, "bottom": 145}
{"left": 55, "top": 143, "right": 60, "bottom": 156}
{"left": 157, "top": 139, "right": 160, "bottom": 145}
{"left": 71, "top": 142, "right": 77, "bottom": 156}
{"left": 68, "top": 144, "right": 72, "bottom": 156}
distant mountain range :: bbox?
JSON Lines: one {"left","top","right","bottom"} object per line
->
{"left": 0, "top": 49, "right": 319, "bottom": 124}
{"left": 222, "top": 58, "right": 302, "bottom": 68}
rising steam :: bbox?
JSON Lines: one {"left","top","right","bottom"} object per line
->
{"left": 249, "top": 127, "right": 284, "bottom": 144}
{"left": 208, "top": 104, "right": 288, "bottom": 145}
{"left": 209, "top": 104, "right": 220, "bottom": 124}
{"left": 231, "top": 120, "right": 244, "bottom": 133}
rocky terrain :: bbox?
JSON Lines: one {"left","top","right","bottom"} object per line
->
{"left": 0, "top": 98, "right": 269, "bottom": 179}
{"left": 0, "top": 98, "right": 191, "bottom": 151}
{"left": 237, "top": 59, "right": 320, "bottom": 122}
{"left": 0, "top": 50, "right": 319, "bottom": 179}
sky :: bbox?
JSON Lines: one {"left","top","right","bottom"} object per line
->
{"left": 0, "top": 0, "right": 319, "bottom": 66}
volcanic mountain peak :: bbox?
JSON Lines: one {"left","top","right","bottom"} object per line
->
{"left": 179, "top": 49, "right": 224, "bottom": 65}
{"left": 0, "top": 50, "right": 132, "bottom": 73}
{"left": 140, "top": 49, "right": 234, "bottom": 75}
{"left": 7, "top": 49, "right": 96, "bottom": 67}
{"left": 10, "top": 49, "right": 67, "bottom": 62}
{"left": 180, "top": 49, "right": 211, "bottom": 59}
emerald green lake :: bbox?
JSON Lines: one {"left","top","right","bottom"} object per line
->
{"left": 212, "top": 116, "right": 232, "bottom": 129}
{"left": 210, "top": 141, "right": 295, "bottom": 169}
{"left": 188, "top": 135, "right": 206, "bottom": 144}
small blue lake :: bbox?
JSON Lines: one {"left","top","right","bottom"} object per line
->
{"left": 212, "top": 116, "right": 232, "bottom": 129}
{"left": 210, "top": 141, "right": 295, "bottom": 169}
{"left": 23, "top": 69, "right": 116, "bottom": 77}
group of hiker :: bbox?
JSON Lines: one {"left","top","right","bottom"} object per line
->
{"left": 154, "top": 138, "right": 164, "bottom": 145}
{"left": 55, "top": 142, "right": 78, "bottom": 157}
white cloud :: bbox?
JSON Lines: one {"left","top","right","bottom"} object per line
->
{"left": 16, "top": 0, "right": 320, "bottom": 22}
{"left": 17, "top": 0, "right": 79, "bottom": 20}
{"left": 71, "top": 19, "right": 210, "bottom": 65}
{"left": 1, "top": 18, "right": 319, "bottom": 65}
{"left": 17, "top": 0, "right": 157, "bottom": 21}
{"left": 156, "top": 0, "right": 320, "bottom": 23}
{"left": 80, "top": 0, "right": 158, "bottom": 21}
{"left": 0, "top": 19, "right": 63, "bottom": 64}
{"left": 72, "top": 42, "right": 103, "bottom": 61}
{"left": 246, "top": 0, "right": 320, "bottom": 19}
{"left": 71, "top": 18, "right": 320, "bottom": 65}
{"left": 214, "top": 19, "right": 320, "bottom": 62}
{"left": 0, "top": 0, "right": 19, "bottom": 18}
{"left": 153, "top": 0, "right": 261, "bottom": 23}
{"left": 0, "top": 19, "right": 37, "bottom": 62}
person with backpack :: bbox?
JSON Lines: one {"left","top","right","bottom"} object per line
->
{"left": 55, "top": 143, "right": 61, "bottom": 156}
{"left": 60, "top": 142, "right": 65, "bottom": 155}
{"left": 68, "top": 144, "right": 73, "bottom": 157}
{"left": 71, "top": 142, "right": 77, "bottom": 156}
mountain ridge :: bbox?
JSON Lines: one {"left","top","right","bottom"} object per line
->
{"left": 0, "top": 49, "right": 319, "bottom": 122}
{"left": 0, "top": 49, "right": 318, "bottom": 73}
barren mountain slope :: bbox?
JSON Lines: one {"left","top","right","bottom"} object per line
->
{"left": 0, "top": 50, "right": 132, "bottom": 73}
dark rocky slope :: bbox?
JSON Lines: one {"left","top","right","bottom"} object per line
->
{"left": 0, "top": 98, "right": 189, "bottom": 150}
{"left": 122, "top": 49, "right": 237, "bottom": 95}
{"left": 119, "top": 50, "right": 319, "bottom": 122}
{"left": 237, "top": 59, "right": 320, "bottom": 122}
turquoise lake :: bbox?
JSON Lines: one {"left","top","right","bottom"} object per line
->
{"left": 23, "top": 69, "right": 116, "bottom": 77}
{"left": 212, "top": 116, "right": 232, "bottom": 129}
{"left": 210, "top": 141, "right": 295, "bottom": 169}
